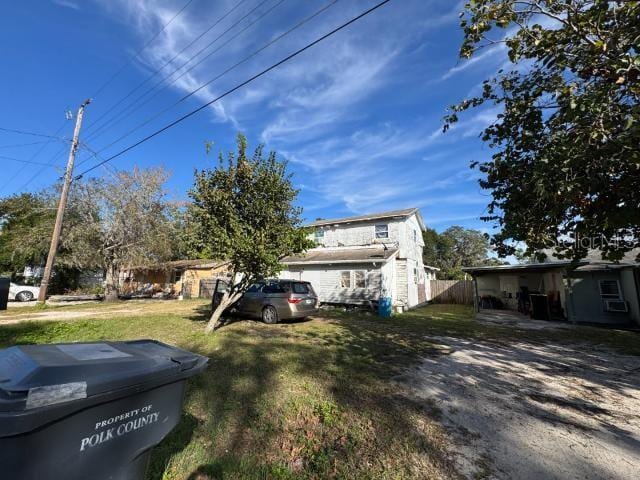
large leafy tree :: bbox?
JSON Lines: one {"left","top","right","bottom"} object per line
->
{"left": 445, "top": 1, "right": 640, "bottom": 261}
{"left": 185, "top": 134, "right": 312, "bottom": 332}
{"left": 70, "top": 167, "right": 178, "bottom": 300}
{"left": 423, "top": 226, "right": 498, "bottom": 279}
{"left": 0, "top": 168, "right": 178, "bottom": 297}
{"left": 0, "top": 192, "right": 56, "bottom": 275}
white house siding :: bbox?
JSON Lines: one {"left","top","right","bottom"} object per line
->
{"left": 291, "top": 209, "right": 427, "bottom": 309}
{"left": 396, "top": 260, "right": 408, "bottom": 306}
{"left": 280, "top": 264, "right": 383, "bottom": 305}
{"left": 314, "top": 220, "right": 401, "bottom": 248}
{"left": 380, "top": 258, "right": 396, "bottom": 304}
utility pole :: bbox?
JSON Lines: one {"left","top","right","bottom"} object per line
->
{"left": 38, "top": 99, "right": 91, "bottom": 303}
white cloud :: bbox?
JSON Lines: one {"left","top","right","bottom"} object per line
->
{"left": 440, "top": 42, "right": 507, "bottom": 81}
{"left": 90, "top": 0, "right": 493, "bottom": 220}
{"left": 52, "top": 0, "right": 79, "bottom": 10}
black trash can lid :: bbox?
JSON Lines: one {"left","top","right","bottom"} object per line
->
{"left": 0, "top": 340, "right": 207, "bottom": 412}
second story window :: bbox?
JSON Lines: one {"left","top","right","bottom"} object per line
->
{"left": 375, "top": 224, "right": 389, "bottom": 239}
{"left": 413, "top": 230, "right": 417, "bottom": 242}
{"left": 314, "top": 228, "right": 324, "bottom": 239}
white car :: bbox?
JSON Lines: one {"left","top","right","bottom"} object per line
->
{"left": 9, "top": 283, "right": 40, "bottom": 302}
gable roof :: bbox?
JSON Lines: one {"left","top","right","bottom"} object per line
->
{"left": 308, "top": 208, "right": 424, "bottom": 229}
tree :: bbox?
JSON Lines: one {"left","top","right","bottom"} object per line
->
{"left": 445, "top": 1, "right": 640, "bottom": 261}
{"left": 440, "top": 226, "right": 492, "bottom": 278}
{"left": 423, "top": 226, "right": 495, "bottom": 279}
{"left": 421, "top": 227, "right": 440, "bottom": 267}
{"left": 68, "top": 167, "right": 178, "bottom": 300}
{"left": 0, "top": 192, "right": 55, "bottom": 275}
{"left": 185, "top": 134, "right": 312, "bottom": 332}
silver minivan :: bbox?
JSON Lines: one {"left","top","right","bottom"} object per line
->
{"left": 235, "top": 279, "right": 319, "bottom": 324}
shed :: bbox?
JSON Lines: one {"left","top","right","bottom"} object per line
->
{"left": 120, "top": 259, "right": 229, "bottom": 298}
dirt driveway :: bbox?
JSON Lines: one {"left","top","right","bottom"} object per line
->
{"left": 409, "top": 336, "right": 640, "bottom": 480}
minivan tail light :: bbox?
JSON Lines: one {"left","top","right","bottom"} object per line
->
{"left": 287, "top": 298, "right": 302, "bottom": 304}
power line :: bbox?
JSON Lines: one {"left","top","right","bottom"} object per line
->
{"left": 0, "top": 154, "right": 61, "bottom": 168}
{"left": 90, "top": 0, "right": 196, "bottom": 98}
{"left": 0, "top": 140, "right": 51, "bottom": 149}
{"left": 83, "top": 0, "right": 249, "bottom": 137}
{"left": 86, "top": 0, "right": 333, "bottom": 158}
{"left": 76, "top": 0, "right": 392, "bottom": 178}
{"left": 0, "top": 126, "right": 68, "bottom": 141}
{"left": 83, "top": 0, "right": 274, "bottom": 144}
{"left": 0, "top": 120, "right": 70, "bottom": 193}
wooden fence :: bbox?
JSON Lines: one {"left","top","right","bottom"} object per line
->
{"left": 429, "top": 280, "right": 474, "bottom": 305}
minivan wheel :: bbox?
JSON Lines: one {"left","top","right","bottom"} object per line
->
{"left": 16, "top": 291, "right": 34, "bottom": 302}
{"left": 262, "top": 305, "right": 279, "bottom": 324}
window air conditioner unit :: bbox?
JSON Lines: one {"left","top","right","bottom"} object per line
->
{"left": 604, "top": 300, "right": 628, "bottom": 313}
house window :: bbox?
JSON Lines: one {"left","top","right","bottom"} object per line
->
{"left": 354, "top": 271, "right": 366, "bottom": 288}
{"left": 314, "top": 228, "right": 324, "bottom": 239}
{"left": 340, "top": 271, "right": 351, "bottom": 288}
{"left": 413, "top": 267, "right": 418, "bottom": 284}
{"left": 599, "top": 280, "right": 622, "bottom": 300}
{"left": 173, "top": 270, "right": 183, "bottom": 283}
{"left": 375, "top": 224, "right": 389, "bottom": 239}
{"left": 413, "top": 230, "right": 417, "bottom": 242}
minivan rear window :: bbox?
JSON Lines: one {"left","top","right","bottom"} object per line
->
{"left": 292, "top": 282, "right": 310, "bottom": 294}
{"left": 263, "top": 283, "right": 287, "bottom": 294}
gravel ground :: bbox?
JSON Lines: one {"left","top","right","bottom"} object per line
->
{"left": 409, "top": 336, "right": 640, "bottom": 480}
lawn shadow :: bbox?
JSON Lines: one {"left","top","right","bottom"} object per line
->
{"left": 0, "top": 320, "right": 61, "bottom": 347}
{"left": 147, "top": 413, "right": 200, "bottom": 480}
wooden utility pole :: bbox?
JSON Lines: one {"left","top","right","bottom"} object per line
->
{"left": 37, "top": 99, "right": 91, "bottom": 303}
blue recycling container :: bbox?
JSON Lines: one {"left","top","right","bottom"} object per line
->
{"left": 378, "top": 297, "right": 392, "bottom": 318}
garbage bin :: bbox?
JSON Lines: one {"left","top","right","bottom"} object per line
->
{"left": 0, "top": 340, "right": 208, "bottom": 480}
{"left": 378, "top": 297, "right": 392, "bottom": 318}
{"left": 0, "top": 277, "right": 9, "bottom": 310}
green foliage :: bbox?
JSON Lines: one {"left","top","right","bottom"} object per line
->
{"left": 185, "top": 134, "right": 313, "bottom": 329}
{"left": 69, "top": 167, "right": 178, "bottom": 299}
{"left": 0, "top": 167, "right": 179, "bottom": 295}
{"left": 447, "top": 0, "right": 640, "bottom": 261}
{"left": 0, "top": 192, "right": 55, "bottom": 274}
{"left": 423, "top": 226, "right": 498, "bottom": 279}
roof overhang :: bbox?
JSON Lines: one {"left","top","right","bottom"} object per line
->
{"left": 462, "top": 261, "right": 585, "bottom": 275}
{"left": 281, "top": 248, "right": 399, "bottom": 266}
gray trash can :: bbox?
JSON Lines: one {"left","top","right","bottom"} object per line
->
{"left": 0, "top": 277, "right": 9, "bottom": 310}
{"left": 0, "top": 340, "right": 208, "bottom": 480}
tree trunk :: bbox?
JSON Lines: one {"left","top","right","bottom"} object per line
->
{"left": 205, "top": 290, "right": 241, "bottom": 333}
{"left": 104, "top": 265, "right": 119, "bottom": 302}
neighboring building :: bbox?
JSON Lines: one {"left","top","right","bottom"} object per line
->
{"left": 463, "top": 249, "right": 640, "bottom": 327}
{"left": 120, "top": 259, "right": 229, "bottom": 298}
{"left": 279, "top": 208, "right": 428, "bottom": 310}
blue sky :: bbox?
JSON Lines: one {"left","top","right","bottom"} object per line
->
{"left": 0, "top": 0, "right": 509, "bottom": 233}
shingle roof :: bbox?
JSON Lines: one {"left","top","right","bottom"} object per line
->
{"left": 281, "top": 247, "right": 398, "bottom": 265}
{"left": 308, "top": 208, "right": 419, "bottom": 227}
{"left": 128, "top": 259, "right": 227, "bottom": 271}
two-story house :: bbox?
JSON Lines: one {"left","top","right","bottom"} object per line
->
{"left": 279, "top": 208, "right": 427, "bottom": 310}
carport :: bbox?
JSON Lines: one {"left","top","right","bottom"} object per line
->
{"left": 464, "top": 257, "right": 640, "bottom": 327}
{"left": 463, "top": 262, "right": 575, "bottom": 321}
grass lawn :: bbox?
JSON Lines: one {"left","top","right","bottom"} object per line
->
{"left": 0, "top": 301, "right": 637, "bottom": 479}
